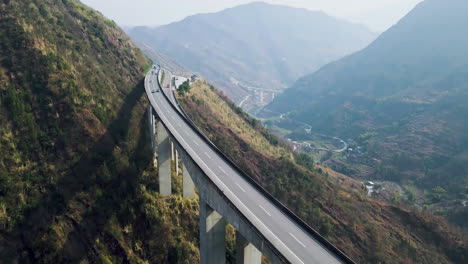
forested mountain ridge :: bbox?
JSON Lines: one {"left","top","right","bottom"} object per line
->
{"left": 0, "top": 0, "right": 199, "bottom": 262}
{"left": 127, "top": 2, "right": 376, "bottom": 101}
{"left": 264, "top": 0, "right": 468, "bottom": 220}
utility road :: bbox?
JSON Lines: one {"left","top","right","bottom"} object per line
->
{"left": 145, "top": 69, "right": 349, "bottom": 264}
{"left": 160, "top": 68, "right": 177, "bottom": 106}
{"left": 159, "top": 68, "right": 184, "bottom": 115}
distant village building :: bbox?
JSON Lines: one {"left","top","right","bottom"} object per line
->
{"left": 191, "top": 74, "right": 200, "bottom": 82}
{"left": 173, "top": 76, "right": 189, "bottom": 89}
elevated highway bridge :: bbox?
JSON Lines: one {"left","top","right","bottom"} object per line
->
{"left": 145, "top": 67, "right": 355, "bottom": 264}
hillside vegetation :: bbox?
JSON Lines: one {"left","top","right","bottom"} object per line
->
{"left": 178, "top": 81, "right": 468, "bottom": 263}
{"left": 264, "top": 0, "right": 468, "bottom": 220}
{"left": 0, "top": 0, "right": 199, "bottom": 263}
{"left": 128, "top": 2, "right": 376, "bottom": 101}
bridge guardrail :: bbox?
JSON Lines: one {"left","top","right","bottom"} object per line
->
{"left": 152, "top": 69, "right": 356, "bottom": 264}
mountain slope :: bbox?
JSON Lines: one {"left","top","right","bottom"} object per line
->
{"left": 0, "top": 0, "right": 199, "bottom": 263}
{"left": 264, "top": 0, "right": 468, "bottom": 209}
{"left": 127, "top": 2, "right": 376, "bottom": 101}
{"left": 177, "top": 80, "right": 467, "bottom": 263}
{"left": 134, "top": 41, "right": 191, "bottom": 75}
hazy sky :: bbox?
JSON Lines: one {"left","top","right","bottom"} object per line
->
{"left": 81, "top": 0, "right": 423, "bottom": 31}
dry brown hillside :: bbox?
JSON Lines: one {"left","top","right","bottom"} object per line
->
{"left": 177, "top": 80, "right": 468, "bottom": 264}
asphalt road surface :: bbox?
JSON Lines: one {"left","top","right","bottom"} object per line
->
{"left": 145, "top": 69, "right": 346, "bottom": 264}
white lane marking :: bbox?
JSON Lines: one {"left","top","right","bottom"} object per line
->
{"left": 204, "top": 152, "right": 212, "bottom": 159}
{"left": 218, "top": 166, "right": 227, "bottom": 174}
{"left": 177, "top": 123, "right": 182, "bottom": 128}
{"left": 259, "top": 204, "right": 272, "bottom": 217}
{"left": 193, "top": 140, "right": 200, "bottom": 146}
{"left": 289, "top": 233, "right": 307, "bottom": 248}
{"left": 184, "top": 130, "right": 190, "bottom": 136}
{"left": 236, "top": 182, "right": 246, "bottom": 193}
{"left": 146, "top": 74, "right": 306, "bottom": 264}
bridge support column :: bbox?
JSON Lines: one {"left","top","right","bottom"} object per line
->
{"left": 175, "top": 150, "right": 180, "bottom": 176}
{"left": 157, "top": 121, "right": 171, "bottom": 196}
{"left": 182, "top": 160, "right": 195, "bottom": 198}
{"left": 236, "top": 231, "right": 262, "bottom": 264}
{"left": 152, "top": 113, "right": 157, "bottom": 167}
{"left": 200, "top": 200, "right": 226, "bottom": 264}
{"left": 148, "top": 104, "right": 157, "bottom": 168}
{"left": 148, "top": 104, "right": 155, "bottom": 156}
{"left": 171, "top": 141, "right": 175, "bottom": 162}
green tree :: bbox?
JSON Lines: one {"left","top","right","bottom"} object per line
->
{"left": 178, "top": 80, "right": 191, "bottom": 96}
{"left": 294, "top": 153, "right": 314, "bottom": 170}
{"left": 428, "top": 186, "right": 447, "bottom": 203}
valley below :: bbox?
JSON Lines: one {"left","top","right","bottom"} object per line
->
{"left": 257, "top": 104, "right": 466, "bottom": 230}
{"left": 265, "top": 112, "right": 468, "bottom": 230}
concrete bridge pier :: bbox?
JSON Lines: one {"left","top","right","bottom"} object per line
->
{"left": 175, "top": 149, "right": 180, "bottom": 176}
{"left": 182, "top": 160, "right": 195, "bottom": 198}
{"left": 236, "top": 231, "right": 262, "bottom": 264}
{"left": 171, "top": 141, "right": 175, "bottom": 162}
{"left": 157, "top": 120, "right": 171, "bottom": 196}
{"left": 200, "top": 200, "right": 226, "bottom": 264}
{"left": 152, "top": 114, "right": 157, "bottom": 167}
{"left": 148, "top": 104, "right": 155, "bottom": 156}
{"left": 148, "top": 105, "right": 158, "bottom": 168}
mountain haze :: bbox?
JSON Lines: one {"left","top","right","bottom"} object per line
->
{"left": 264, "top": 0, "right": 468, "bottom": 215}
{"left": 135, "top": 41, "right": 191, "bottom": 74}
{"left": 128, "top": 2, "right": 376, "bottom": 101}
